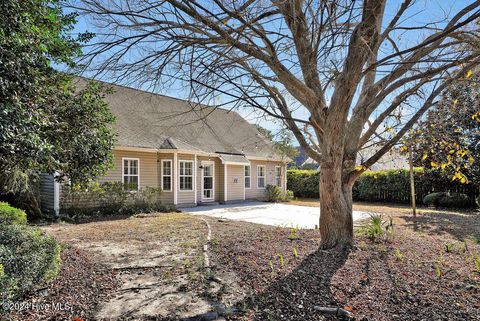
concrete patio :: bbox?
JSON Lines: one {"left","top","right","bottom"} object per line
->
{"left": 183, "top": 202, "right": 369, "bottom": 229}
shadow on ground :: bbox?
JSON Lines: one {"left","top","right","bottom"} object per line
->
{"left": 159, "top": 248, "right": 349, "bottom": 321}
{"left": 243, "top": 248, "right": 349, "bottom": 321}
{"left": 401, "top": 209, "right": 480, "bottom": 241}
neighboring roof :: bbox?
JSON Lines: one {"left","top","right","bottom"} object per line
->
{"left": 357, "top": 147, "right": 409, "bottom": 171}
{"left": 300, "top": 147, "right": 408, "bottom": 171}
{"left": 291, "top": 146, "right": 308, "bottom": 168}
{"left": 74, "top": 78, "right": 284, "bottom": 161}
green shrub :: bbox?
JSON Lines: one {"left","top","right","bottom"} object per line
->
{"left": 0, "top": 224, "right": 61, "bottom": 305}
{"left": 287, "top": 169, "right": 319, "bottom": 198}
{"left": 287, "top": 168, "right": 478, "bottom": 207}
{"left": 424, "top": 192, "right": 471, "bottom": 209}
{"left": 0, "top": 202, "right": 27, "bottom": 225}
{"left": 61, "top": 182, "right": 172, "bottom": 219}
{"left": 363, "top": 213, "right": 384, "bottom": 241}
{"left": 423, "top": 192, "right": 447, "bottom": 207}
{"left": 284, "top": 190, "right": 294, "bottom": 202}
{"left": 265, "top": 185, "right": 294, "bottom": 202}
{"left": 439, "top": 193, "right": 470, "bottom": 208}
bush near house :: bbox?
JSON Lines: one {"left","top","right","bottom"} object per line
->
{"left": 61, "top": 182, "right": 175, "bottom": 220}
{"left": 0, "top": 203, "right": 61, "bottom": 307}
{"left": 265, "top": 185, "right": 294, "bottom": 202}
{"left": 287, "top": 169, "right": 479, "bottom": 206}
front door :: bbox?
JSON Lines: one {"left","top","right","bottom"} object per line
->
{"left": 202, "top": 162, "right": 214, "bottom": 201}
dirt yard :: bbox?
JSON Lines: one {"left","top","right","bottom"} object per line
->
{"left": 8, "top": 203, "right": 480, "bottom": 320}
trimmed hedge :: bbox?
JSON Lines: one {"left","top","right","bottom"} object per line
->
{"left": 286, "top": 169, "right": 319, "bottom": 198}
{"left": 0, "top": 224, "right": 61, "bottom": 306}
{"left": 287, "top": 168, "right": 479, "bottom": 206}
{"left": 0, "top": 202, "right": 27, "bottom": 225}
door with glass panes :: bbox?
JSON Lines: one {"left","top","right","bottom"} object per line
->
{"left": 202, "top": 162, "right": 214, "bottom": 201}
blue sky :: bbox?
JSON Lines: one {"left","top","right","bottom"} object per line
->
{"left": 64, "top": 0, "right": 477, "bottom": 139}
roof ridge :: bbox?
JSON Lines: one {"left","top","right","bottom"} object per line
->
{"left": 75, "top": 75, "right": 238, "bottom": 115}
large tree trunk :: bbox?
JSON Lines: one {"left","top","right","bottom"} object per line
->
{"left": 318, "top": 163, "right": 354, "bottom": 249}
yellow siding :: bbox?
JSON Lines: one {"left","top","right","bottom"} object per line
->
{"left": 226, "top": 165, "right": 244, "bottom": 201}
{"left": 99, "top": 149, "right": 158, "bottom": 188}
{"left": 177, "top": 154, "right": 195, "bottom": 205}
{"left": 245, "top": 160, "right": 285, "bottom": 200}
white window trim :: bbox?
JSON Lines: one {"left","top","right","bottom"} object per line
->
{"left": 122, "top": 157, "right": 140, "bottom": 191}
{"left": 161, "top": 159, "right": 173, "bottom": 192}
{"left": 244, "top": 165, "right": 251, "bottom": 189}
{"left": 275, "top": 166, "right": 282, "bottom": 187}
{"left": 179, "top": 160, "right": 194, "bottom": 192}
{"left": 201, "top": 161, "right": 215, "bottom": 201}
{"left": 257, "top": 165, "right": 266, "bottom": 189}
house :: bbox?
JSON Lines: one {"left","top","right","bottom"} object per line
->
{"left": 40, "top": 79, "right": 289, "bottom": 214}
{"left": 299, "top": 147, "right": 409, "bottom": 171}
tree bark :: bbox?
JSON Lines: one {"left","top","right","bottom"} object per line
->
{"left": 319, "top": 163, "right": 354, "bottom": 249}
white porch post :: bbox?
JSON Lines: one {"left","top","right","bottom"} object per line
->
{"left": 173, "top": 152, "right": 178, "bottom": 205}
{"left": 243, "top": 165, "right": 246, "bottom": 201}
{"left": 224, "top": 164, "right": 228, "bottom": 203}
{"left": 194, "top": 154, "right": 197, "bottom": 205}
{"left": 284, "top": 163, "right": 287, "bottom": 193}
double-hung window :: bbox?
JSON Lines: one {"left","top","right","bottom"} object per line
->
{"left": 162, "top": 160, "right": 172, "bottom": 192}
{"left": 123, "top": 158, "right": 139, "bottom": 191}
{"left": 179, "top": 160, "right": 193, "bottom": 191}
{"left": 257, "top": 165, "right": 265, "bottom": 189}
{"left": 275, "top": 166, "right": 282, "bottom": 187}
{"left": 244, "top": 165, "right": 251, "bottom": 189}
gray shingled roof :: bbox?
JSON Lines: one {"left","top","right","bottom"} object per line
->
{"left": 75, "top": 78, "right": 283, "bottom": 160}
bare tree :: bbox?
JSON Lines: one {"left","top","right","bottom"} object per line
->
{"left": 72, "top": 0, "right": 480, "bottom": 248}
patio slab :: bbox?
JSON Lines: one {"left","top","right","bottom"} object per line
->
{"left": 183, "top": 202, "right": 369, "bottom": 229}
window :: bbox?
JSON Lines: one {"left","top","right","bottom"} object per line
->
{"left": 123, "top": 158, "right": 139, "bottom": 191}
{"left": 275, "top": 166, "right": 282, "bottom": 187}
{"left": 161, "top": 160, "right": 172, "bottom": 192}
{"left": 179, "top": 160, "right": 193, "bottom": 191}
{"left": 257, "top": 165, "right": 265, "bottom": 189}
{"left": 244, "top": 165, "right": 251, "bottom": 189}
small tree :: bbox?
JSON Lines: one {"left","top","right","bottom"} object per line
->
{"left": 407, "top": 75, "right": 480, "bottom": 184}
{"left": 0, "top": 0, "right": 116, "bottom": 217}
{"left": 72, "top": 0, "right": 480, "bottom": 248}
{"left": 255, "top": 125, "right": 299, "bottom": 163}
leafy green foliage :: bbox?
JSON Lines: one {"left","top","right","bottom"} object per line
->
{"left": 287, "top": 227, "right": 300, "bottom": 240}
{"left": 0, "top": 224, "right": 60, "bottom": 306}
{"left": 0, "top": 0, "right": 116, "bottom": 207}
{"left": 423, "top": 192, "right": 471, "bottom": 209}
{"left": 255, "top": 125, "right": 298, "bottom": 162}
{"left": 286, "top": 169, "right": 320, "bottom": 198}
{"left": 0, "top": 202, "right": 27, "bottom": 225}
{"left": 288, "top": 168, "right": 478, "bottom": 207}
{"left": 265, "top": 184, "right": 293, "bottom": 202}
{"left": 394, "top": 248, "right": 404, "bottom": 261}
{"left": 423, "top": 192, "right": 447, "bottom": 208}
{"left": 406, "top": 74, "right": 480, "bottom": 184}
{"left": 61, "top": 182, "right": 174, "bottom": 220}
{"left": 364, "top": 213, "right": 384, "bottom": 241}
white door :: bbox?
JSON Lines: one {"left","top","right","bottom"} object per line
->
{"left": 202, "top": 162, "right": 214, "bottom": 201}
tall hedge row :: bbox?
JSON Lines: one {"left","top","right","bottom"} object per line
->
{"left": 287, "top": 168, "right": 479, "bottom": 205}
